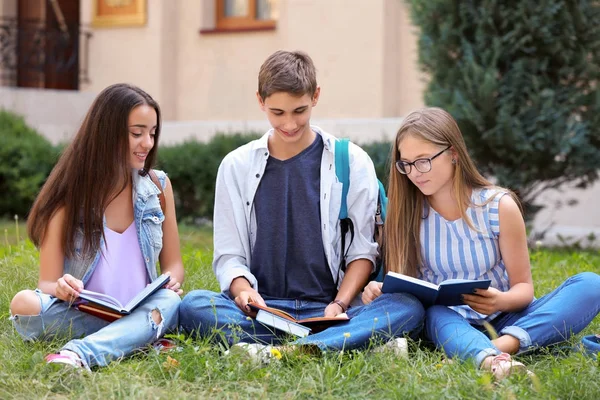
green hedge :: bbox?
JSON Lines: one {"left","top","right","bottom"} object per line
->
{"left": 158, "top": 135, "right": 393, "bottom": 222}
{"left": 0, "top": 110, "right": 60, "bottom": 218}
{"left": 1, "top": 110, "right": 393, "bottom": 222}
{"left": 157, "top": 133, "right": 260, "bottom": 223}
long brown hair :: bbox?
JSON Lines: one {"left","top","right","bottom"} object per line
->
{"left": 384, "top": 107, "right": 519, "bottom": 277}
{"left": 28, "top": 83, "right": 161, "bottom": 259}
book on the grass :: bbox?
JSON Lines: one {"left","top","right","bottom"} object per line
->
{"left": 247, "top": 302, "right": 350, "bottom": 338}
{"left": 381, "top": 271, "right": 492, "bottom": 307}
{"left": 76, "top": 274, "right": 171, "bottom": 322}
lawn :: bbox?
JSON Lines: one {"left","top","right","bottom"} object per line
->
{"left": 1, "top": 219, "right": 599, "bottom": 399}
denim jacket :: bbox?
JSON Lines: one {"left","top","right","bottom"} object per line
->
{"left": 64, "top": 169, "right": 167, "bottom": 284}
{"left": 213, "top": 126, "right": 379, "bottom": 295}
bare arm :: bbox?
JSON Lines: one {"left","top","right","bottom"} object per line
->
{"left": 463, "top": 195, "right": 534, "bottom": 314}
{"left": 325, "top": 258, "right": 371, "bottom": 316}
{"left": 37, "top": 207, "right": 83, "bottom": 301}
{"left": 158, "top": 176, "right": 185, "bottom": 295}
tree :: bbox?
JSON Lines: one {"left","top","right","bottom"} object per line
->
{"left": 407, "top": 0, "right": 600, "bottom": 219}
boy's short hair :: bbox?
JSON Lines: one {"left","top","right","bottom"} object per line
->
{"left": 258, "top": 50, "right": 317, "bottom": 100}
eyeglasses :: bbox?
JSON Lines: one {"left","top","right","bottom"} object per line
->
{"left": 395, "top": 145, "right": 452, "bottom": 174}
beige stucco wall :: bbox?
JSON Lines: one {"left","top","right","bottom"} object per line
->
{"left": 79, "top": 0, "right": 424, "bottom": 122}
{"left": 79, "top": 0, "right": 179, "bottom": 118}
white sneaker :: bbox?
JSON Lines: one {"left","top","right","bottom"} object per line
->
{"left": 373, "top": 337, "right": 409, "bottom": 358}
{"left": 224, "top": 342, "right": 279, "bottom": 364}
{"left": 485, "top": 352, "right": 535, "bottom": 381}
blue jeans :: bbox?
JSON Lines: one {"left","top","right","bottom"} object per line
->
{"left": 179, "top": 290, "right": 425, "bottom": 351}
{"left": 425, "top": 272, "right": 600, "bottom": 366}
{"left": 10, "top": 288, "right": 181, "bottom": 369}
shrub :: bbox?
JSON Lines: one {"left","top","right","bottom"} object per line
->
{"left": 0, "top": 110, "right": 60, "bottom": 218}
{"left": 158, "top": 133, "right": 260, "bottom": 222}
{"left": 361, "top": 140, "right": 393, "bottom": 190}
{"left": 407, "top": 0, "right": 600, "bottom": 219}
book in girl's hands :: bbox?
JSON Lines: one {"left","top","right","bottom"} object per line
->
{"left": 247, "top": 302, "right": 350, "bottom": 338}
{"left": 76, "top": 274, "right": 171, "bottom": 321}
{"left": 381, "top": 271, "right": 491, "bottom": 307}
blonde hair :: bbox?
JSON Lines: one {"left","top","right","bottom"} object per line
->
{"left": 384, "top": 107, "right": 519, "bottom": 277}
{"left": 258, "top": 50, "right": 317, "bottom": 100}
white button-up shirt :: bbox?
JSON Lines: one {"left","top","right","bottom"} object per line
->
{"left": 213, "top": 126, "right": 379, "bottom": 295}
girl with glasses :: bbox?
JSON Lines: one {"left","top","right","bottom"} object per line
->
{"left": 361, "top": 107, "right": 600, "bottom": 380}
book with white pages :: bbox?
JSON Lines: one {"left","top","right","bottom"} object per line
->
{"left": 77, "top": 273, "right": 170, "bottom": 315}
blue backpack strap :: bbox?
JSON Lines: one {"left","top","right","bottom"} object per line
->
{"left": 335, "top": 138, "right": 350, "bottom": 220}
{"left": 376, "top": 180, "right": 387, "bottom": 224}
{"left": 334, "top": 138, "right": 354, "bottom": 286}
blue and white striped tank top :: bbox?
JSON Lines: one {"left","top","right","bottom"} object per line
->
{"left": 418, "top": 187, "right": 509, "bottom": 324}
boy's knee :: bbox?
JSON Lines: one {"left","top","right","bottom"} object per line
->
{"left": 10, "top": 290, "right": 41, "bottom": 316}
{"left": 180, "top": 290, "right": 217, "bottom": 312}
{"left": 179, "top": 290, "right": 222, "bottom": 330}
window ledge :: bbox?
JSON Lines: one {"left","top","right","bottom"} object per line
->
{"left": 200, "top": 26, "right": 276, "bottom": 35}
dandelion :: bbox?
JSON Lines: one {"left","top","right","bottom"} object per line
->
{"left": 270, "top": 348, "right": 282, "bottom": 360}
{"left": 163, "top": 355, "right": 180, "bottom": 370}
{"left": 535, "top": 240, "right": 543, "bottom": 249}
{"left": 344, "top": 332, "right": 351, "bottom": 338}
{"left": 373, "top": 318, "right": 378, "bottom": 323}
{"left": 246, "top": 316, "right": 252, "bottom": 320}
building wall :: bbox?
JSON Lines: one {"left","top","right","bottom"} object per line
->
{"left": 78, "top": 0, "right": 425, "bottom": 123}
{"left": 79, "top": 0, "right": 176, "bottom": 116}
{"left": 0, "top": 86, "right": 96, "bottom": 143}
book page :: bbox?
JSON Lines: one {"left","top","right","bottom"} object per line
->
{"left": 387, "top": 271, "right": 439, "bottom": 290}
{"left": 255, "top": 309, "right": 311, "bottom": 337}
{"left": 247, "top": 303, "right": 296, "bottom": 322}
{"left": 298, "top": 313, "right": 350, "bottom": 323}
{"left": 79, "top": 290, "right": 123, "bottom": 309}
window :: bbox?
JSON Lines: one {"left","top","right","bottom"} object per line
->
{"left": 216, "top": 0, "right": 278, "bottom": 31}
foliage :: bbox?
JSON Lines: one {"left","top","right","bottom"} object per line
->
{"left": 0, "top": 110, "right": 60, "bottom": 218}
{"left": 407, "top": 0, "right": 600, "bottom": 218}
{"left": 157, "top": 133, "right": 260, "bottom": 223}
{"left": 361, "top": 140, "right": 393, "bottom": 189}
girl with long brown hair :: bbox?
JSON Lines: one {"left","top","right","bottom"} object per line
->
{"left": 362, "top": 107, "right": 600, "bottom": 379}
{"left": 9, "top": 83, "right": 184, "bottom": 370}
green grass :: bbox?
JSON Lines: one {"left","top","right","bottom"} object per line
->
{"left": 1, "top": 220, "right": 599, "bottom": 399}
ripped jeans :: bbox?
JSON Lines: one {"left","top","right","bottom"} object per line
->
{"left": 10, "top": 288, "right": 180, "bottom": 369}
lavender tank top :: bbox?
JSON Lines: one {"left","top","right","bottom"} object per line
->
{"left": 85, "top": 221, "right": 148, "bottom": 305}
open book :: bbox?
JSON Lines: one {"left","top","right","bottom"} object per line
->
{"left": 76, "top": 274, "right": 171, "bottom": 322}
{"left": 381, "top": 271, "right": 491, "bottom": 307}
{"left": 248, "top": 302, "right": 350, "bottom": 338}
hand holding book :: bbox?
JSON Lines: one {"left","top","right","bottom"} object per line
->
{"left": 230, "top": 277, "right": 267, "bottom": 316}
{"left": 461, "top": 285, "right": 505, "bottom": 315}
{"left": 247, "top": 302, "right": 351, "bottom": 337}
{"left": 54, "top": 273, "right": 84, "bottom": 303}
{"left": 381, "top": 272, "right": 491, "bottom": 307}
{"left": 76, "top": 274, "right": 171, "bottom": 322}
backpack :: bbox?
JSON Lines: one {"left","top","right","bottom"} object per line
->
{"left": 335, "top": 138, "right": 387, "bottom": 283}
